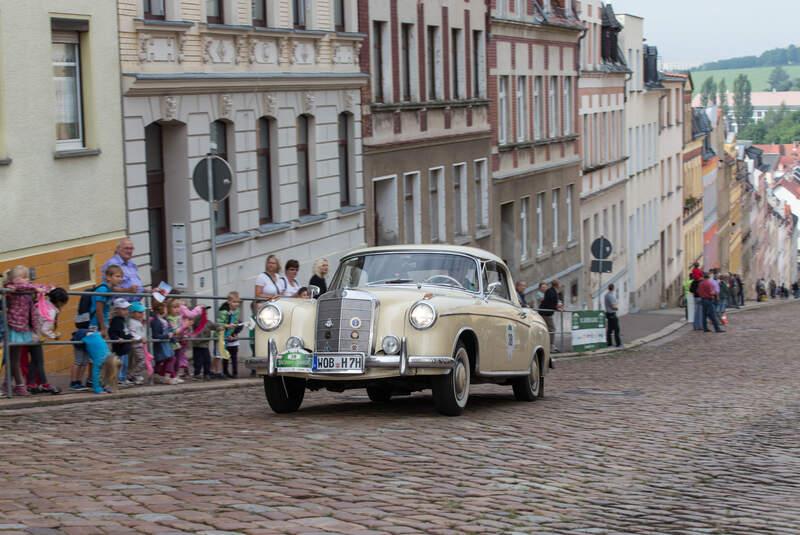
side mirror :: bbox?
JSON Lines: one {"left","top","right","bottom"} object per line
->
{"left": 486, "top": 281, "right": 502, "bottom": 298}
{"left": 308, "top": 284, "right": 320, "bottom": 298}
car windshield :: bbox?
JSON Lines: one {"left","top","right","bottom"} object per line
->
{"left": 330, "top": 252, "right": 481, "bottom": 292}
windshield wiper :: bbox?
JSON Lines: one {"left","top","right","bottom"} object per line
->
{"left": 366, "top": 278, "right": 414, "bottom": 285}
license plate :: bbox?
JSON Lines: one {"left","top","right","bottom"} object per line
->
{"left": 276, "top": 350, "right": 312, "bottom": 373}
{"left": 313, "top": 353, "right": 365, "bottom": 373}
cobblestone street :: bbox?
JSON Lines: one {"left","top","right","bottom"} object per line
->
{"left": 1, "top": 301, "right": 799, "bottom": 534}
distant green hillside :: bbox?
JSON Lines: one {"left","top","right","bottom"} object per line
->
{"left": 690, "top": 65, "right": 800, "bottom": 94}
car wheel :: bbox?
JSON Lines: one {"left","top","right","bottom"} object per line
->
{"left": 366, "top": 385, "right": 393, "bottom": 402}
{"left": 432, "top": 341, "right": 470, "bottom": 416}
{"left": 263, "top": 376, "right": 305, "bottom": 413}
{"left": 512, "top": 354, "right": 542, "bottom": 401}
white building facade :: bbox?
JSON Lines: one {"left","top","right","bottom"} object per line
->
{"left": 118, "top": 0, "right": 367, "bottom": 297}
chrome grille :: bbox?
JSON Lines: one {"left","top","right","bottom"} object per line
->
{"left": 315, "top": 291, "right": 374, "bottom": 354}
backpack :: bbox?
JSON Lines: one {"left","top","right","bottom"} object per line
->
{"left": 75, "top": 283, "right": 110, "bottom": 329}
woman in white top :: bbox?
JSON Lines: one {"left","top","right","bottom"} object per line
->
{"left": 255, "top": 255, "right": 286, "bottom": 299}
{"left": 282, "top": 259, "right": 301, "bottom": 297}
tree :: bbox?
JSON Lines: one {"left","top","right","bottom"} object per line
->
{"left": 733, "top": 74, "right": 753, "bottom": 131}
{"left": 700, "top": 77, "right": 717, "bottom": 107}
{"left": 718, "top": 78, "right": 729, "bottom": 117}
{"left": 768, "top": 66, "right": 790, "bottom": 90}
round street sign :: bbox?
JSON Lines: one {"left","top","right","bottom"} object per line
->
{"left": 591, "top": 237, "right": 613, "bottom": 259}
{"left": 192, "top": 155, "right": 233, "bottom": 202}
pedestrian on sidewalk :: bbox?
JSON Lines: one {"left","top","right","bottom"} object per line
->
{"left": 604, "top": 284, "right": 622, "bottom": 348}
{"left": 540, "top": 280, "right": 565, "bottom": 353}
{"left": 690, "top": 277, "right": 703, "bottom": 331}
{"left": 698, "top": 273, "right": 725, "bottom": 333}
{"left": 516, "top": 281, "right": 528, "bottom": 307}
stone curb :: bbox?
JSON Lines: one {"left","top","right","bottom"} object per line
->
{"left": 553, "top": 298, "right": 796, "bottom": 363}
{"left": 0, "top": 377, "right": 261, "bottom": 412}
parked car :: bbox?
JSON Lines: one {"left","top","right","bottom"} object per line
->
{"left": 246, "top": 245, "right": 551, "bottom": 415}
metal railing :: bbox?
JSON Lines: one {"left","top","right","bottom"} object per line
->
{"left": 1, "top": 288, "right": 263, "bottom": 398}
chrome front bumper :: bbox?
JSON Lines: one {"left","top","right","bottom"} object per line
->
{"left": 245, "top": 337, "right": 455, "bottom": 376}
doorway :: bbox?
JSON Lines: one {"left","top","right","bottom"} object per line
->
{"left": 373, "top": 175, "right": 398, "bottom": 245}
{"left": 145, "top": 122, "right": 167, "bottom": 286}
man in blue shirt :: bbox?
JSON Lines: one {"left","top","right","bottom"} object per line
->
{"left": 102, "top": 237, "right": 145, "bottom": 301}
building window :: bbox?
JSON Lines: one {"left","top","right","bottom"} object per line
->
{"left": 474, "top": 158, "right": 488, "bottom": 229}
{"left": 611, "top": 204, "right": 617, "bottom": 248}
{"left": 427, "top": 26, "right": 440, "bottom": 100}
{"left": 602, "top": 112, "right": 608, "bottom": 162}
{"left": 252, "top": 0, "right": 268, "bottom": 27}
{"left": 53, "top": 32, "right": 84, "bottom": 150}
{"left": 257, "top": 117, "right": 274, "bottom": 223}
{"left": 549, "top": 76, "right": 558, "bottom": 138}
{"left": 537, "top": 192, "right": 544, "bottom": 253}
{"left": 582, "top": 115, "right": 590, "bottom": 164}
{"left": 206, "top": 0, "right": 223, "bottom": 24}
{"left": 293, "top": 0, "right": 307, "bottom": 29}
{"left": 144, "top": 0, "right": 166, "bottom": 20}
{"left": 472, "top": 30, "right": 485, "bottom": 98}
{"left": 68, "top": 257, "right": 93, "bottom": 288}
{"left": 210, "top": 120, "right": 230, "bottom": 234}
{"left": 338, "top": 113, "right": 351, "bottom": 207}
{"left": 497, "top": 0, "right": 506, "bottom": 16}
{"left": 454, "top": 163, "right": 467, "bottom": 235}
{"left": 566, "top": 184, "right": 573, "bottom": 241}
{"left": 451, "top": 28, "right": 463, "bottom": 99}
{"left": 620, "top": 200, "right": 625, "bottom": 252}
{"left": 373, "top": 21, "right": 386, "bottom": 102}
{"left": 334, "top": 0, "right": 345, "bottom": 31}
{"left": 516, "top": 76, "right": 526, "bottom": 142}
{"left": 404, "top": 172, "right": 421, "bottom": 243}
{"left": 401, "top": 23, "right": 414, "bottom": 101}
{"left": 534, "top": 76, "right": 542, "bottom": 140}
{"left": 429, "top": 167, "right": 445, "bottom": 242}
{"left": 521, "top": 197, "right": 529, "bottom": 261}
{"left": 563, "top": 76, "right": 571, "bottom": 135}
{"left": 297, "top": 115, "right": 311, "bottom": 216}
{"left": 498, "top": 76, "right": 508, "bottom": 144}
{"left": 552, "top": 188, "right": 559, "bottom": 247}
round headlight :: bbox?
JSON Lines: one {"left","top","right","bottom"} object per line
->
{"left": 381, "top": 335, "right": 401, "bottom": 355}
{"left": 409, "top": 302, "right": 437, "bottom": 330}
{"left": 256, "top": 303, "right": 282, "bottom": 331}
{"left": 286, "top": 336, "right": 304, "bottom": 350}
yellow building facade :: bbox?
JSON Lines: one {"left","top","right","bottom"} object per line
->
{"left": 682, "top": 78, "right": 703, "bottom": 279}
{"left": 0, "top": 1, "right": 126, "bottom": 373}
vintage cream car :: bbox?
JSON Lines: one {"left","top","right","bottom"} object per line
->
{"left": 246, "top": 245, "right": 551, "bottom": 416}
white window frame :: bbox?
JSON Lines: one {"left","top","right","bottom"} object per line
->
{"left": 521, "top": 196, "right": 529, "bottom": 261}
{"left": 474, "top": 158, "right": 488, "bottom": 229}
{"left": 537, "top": 192, "right": 544, "bottom": 254}
{"left": 373, "top": 20, "right": 392, "bottom": 103}
{"left": 497, "top": 0, "right": 506, "bottom": 17}
{"left": 534, "top": 76, "right": 542, "bottom": 140}
{"left": 472, "top": 30, "right": 486, "bottom": 98}
{"left": 451, "top": 27, "right": 464, "bottom": 100}
{"left": 53, "top": 33, "right": 84, "bottom": 150}
{"left": 404, "top": 171, "right": 422, "bottom": 243}
{"left": 427, "top": 25, "right": 442, "bottom": 100}
{"left": 582, "top": 114, "right": 589, "bottom": 164}
{"left": 498, "top": 76, "right": 508, "bottom": 144}
{"left": 516, "top": 76, "right": 526, "bottom": 142}
{"left": 429, "top": 166, "right": 446, "bottom": 242}
{"left": 453, "top": 162, "right": 468, "bottom": 236}
{"left": 400, "top": 22, "right": 417, "bottom": 102}
{"left": 566, "top": 184, "right": 573, "bottom": 241}
{"left": 515, "top": 0, "right": 523, "bottom": 16}
{"left": 549, "top": 76, "right": 557, "bottom": 138}
{"left": 563, "top": 76, "right": 571, "bottom": 135}
{"left": 612, "top": 204, "right": 618, "bottom": 249}
{"left": 552, "top": 188, "right": 559, "bottom": 247}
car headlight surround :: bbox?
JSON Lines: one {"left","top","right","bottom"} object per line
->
{"left": 286, "top": 336, "right": 304, "bottom": 351}
{"left": 381, "top": 335, "right": 401, "bottom": 355}
{"left": 409, "top": 301, "right": 437, "bottom": 330}
{"left": 256, "top": 303, "right": 283, "bottom": 331}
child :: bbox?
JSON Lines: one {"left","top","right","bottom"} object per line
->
{"left": 2, "top": 266, "right": 50, "bottom": 397}
{"left": 69, "top": 265, "right": 122, "bottom": 390}
{"left": 28, "top": 287, "right": 69, "bottom": 394}
{"left": 295, "top": 287, "right": 310, "bottom": 299}
{"left": 189, "top": 307, "right": 222, "bottom": 380}
{"left": 217, "top": 291, "right": 242, "bottom": 378}
{"left": 248, "top": 300, "right": 257, "bottom": 376}
{"left": 150, "top": 301, "right": 178, "bottom": 384}
{"left": 127, "top": 302, "right": 148, "bottom": 384}
{"left": 108, "top": 298, "right": 133, "bottom": 386}
{"left": 166, "top": 298, "right": 190, "bottom": 379}
{"left": 176, "top": 300, "right": 203, "bottom": 377}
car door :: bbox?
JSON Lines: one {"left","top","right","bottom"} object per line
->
{"left": 479, "top": 262, "right": 531, "bottom": 373}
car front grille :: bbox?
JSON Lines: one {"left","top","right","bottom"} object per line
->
{"left": 315, "top": 290, "right": 374, "bottom": 354}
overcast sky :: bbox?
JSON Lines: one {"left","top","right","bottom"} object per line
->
{"left": 608, "top": 0, "right": 796, "bottom": 66}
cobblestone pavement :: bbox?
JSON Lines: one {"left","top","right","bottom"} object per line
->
{"left": 1, "top": 301, "right": 799, "bottom": 534}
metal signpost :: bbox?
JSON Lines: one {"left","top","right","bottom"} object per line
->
{"left": 192, "top": 153, "right": 233, "bottom": 317}
{"left": 590, "top": 236, "right": 613, "bottom": 309}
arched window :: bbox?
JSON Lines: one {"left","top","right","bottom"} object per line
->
{"left": 297, "top": 115, "right": 311, "bottom": 216}
{"left": 338, "top": 113, "right": 351, "bottom": 207}
{"left": 210, "top": 120, "right": 230, "bottom": 234}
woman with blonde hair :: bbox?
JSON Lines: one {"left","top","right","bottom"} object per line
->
{"left": 255, "top": 254, "right": 287, "bottom": 299}
{"left": 309, "top": 257, "right": 329, "bottom": 297}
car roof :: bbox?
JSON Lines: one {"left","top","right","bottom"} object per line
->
{"left": 343, "top": 244, "right": 505, "bottom": 264}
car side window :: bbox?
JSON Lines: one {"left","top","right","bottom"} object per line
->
{"left": 484, "top": 262, "right": 510, "bottom": 301}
